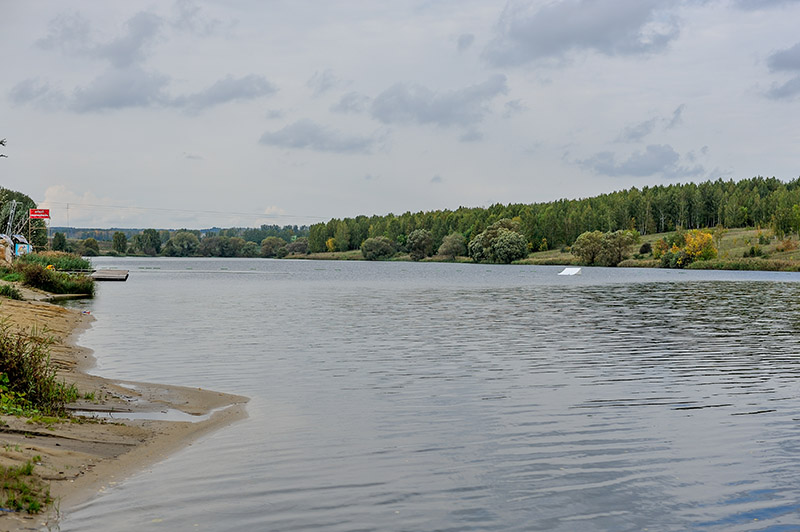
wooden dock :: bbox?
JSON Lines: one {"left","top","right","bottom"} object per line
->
{"left": 91, "top": 270, "right": 129, "bottom": 281}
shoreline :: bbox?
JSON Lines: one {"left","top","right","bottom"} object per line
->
{"left": 0, "top": 298, "right": 249, "bottom": 531}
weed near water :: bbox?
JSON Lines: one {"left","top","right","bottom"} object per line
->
{"left": 0, "top": 321, "right": 78, "bottom": 417}
{"left": 0, "top": 285, "right": 22, "bottom": 300}
{"left": 0, "top": 456, "right": 51, "bottom": 513}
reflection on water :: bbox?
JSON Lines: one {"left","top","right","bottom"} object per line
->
{"left": 61, "top": 259, "right": 800, "bottom": 531}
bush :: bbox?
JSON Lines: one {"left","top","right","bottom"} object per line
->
{"left": 438, "top": 233, "right": 466, "bottom": 260}
{"left": 744, "top": 245, "right": 765, "bottom": 258}
{"left": 17, "top": 252, "right": 91, "bottom": 271}
{"left": 639, "top": 242, "right": 652, "bottom": 255}
{"left": 492, "top": 229, "right": 529, "bottom": 263}
{"left": 572, "top": 230, "right": 638, "bottom": 266}
{"left": 468, "top": 219, "right": 529, "bottom": 263}
{"left": 407, "top": 229, "right": 434, "bottom": 261}
{"left": 776, "top": 238, "right": 798, "bottom": 252}
{"left": 0, "top": 285, "right": 22, "bottom": 300}
{"left": 286, "top": 237, "right": 309, "bottom": 255}
{"left": 14, "top": 263, "right": 95, "bottom": 296}
{"left": 360, "top": 237, "right": 395, "bottom": 260}
{"left": 0, "top": 320, "right": 78, "bottom": 416}
{"left": 261, "top": 236, "right": 287, "bottom": 258}
{"left": 660, "top": 249, "right": 689, "bottom": 268}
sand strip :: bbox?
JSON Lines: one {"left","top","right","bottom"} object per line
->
{"left": 0, "top": 298, "right": 249, "bottom": 531}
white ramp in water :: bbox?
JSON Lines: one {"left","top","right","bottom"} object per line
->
{"left": 558, "top": 267, "right": 582, "bottom": 276}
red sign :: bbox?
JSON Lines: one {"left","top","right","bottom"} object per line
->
{"left": 29, "top": 209, "right": 50, "bottom": 219}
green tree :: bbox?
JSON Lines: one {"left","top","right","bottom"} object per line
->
{"left": 261, "top": 236, "right": 286, "bottom": 258}
{"left": 597, "top": 230, "right": 639, "bottom": 266}
{"left": 240, "top": 241, "right": 260, "bottom": 257}
{"left": 437, "top": 232, "right": 466, "bottom": 260}
{"left": 52, "top": 232, "right": 67, "bottom": 252}
{"left": 139, "top": 229, "right": 161, "bottom": 256}
{"left": 468, "top": 219, "right": 529, "bottom": 263}
{"left": 285, "top": 237, "right": 309, "bottom": 255}
{"left": 166, "top": 231, "right": 199, "bottom": 256}
{"left": 407, "top": 229, "right": 433, "bottom": 261}
{"left": 308, "top": 224, "right": 328, "bottom": 253}
{"left": 493, "top": 229, "right": 529, "bottom": 263}
{"left": 112, "top": 231, "right": 127, "bottom": 254}
{"left": 334, "top": 221, "right": 351, "bottom": 252}
{"left": 360, "top": 236, "right": 395, "bottom": 260}
{"left": 82, "top": 238, "right": 100, "bottom": 256}
{"left": 571, "top": 231, "right": 604, "bottom": 265}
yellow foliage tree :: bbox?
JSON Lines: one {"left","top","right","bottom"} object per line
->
{"left": 683, "top": 229, "right": 717, "bottom": 262}
{"left": 325, "top": 237, "right": 336, "bottom": 252}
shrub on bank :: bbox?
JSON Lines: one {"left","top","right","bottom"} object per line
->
{"left": 0, "top": 320, "right": 78, "bottom": 416}
{"left": 17, "top": 252, "right": 91, "bottom": 272}
{"left": 14, "top": 263, "right": 95, "bottom": 296}
{"left": 361, "top": 237, "right": 396, "bottom": 260}
{"left": 0, "top": 285, "right": 23, "bottom": 300}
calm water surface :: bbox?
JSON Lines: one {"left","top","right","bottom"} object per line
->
{"left": 60, "top": 258, "right": 800, "bottom": 531}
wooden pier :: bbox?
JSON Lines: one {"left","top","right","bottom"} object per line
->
{"left": 90, "top": 269, "right": 129, "bottom": 281}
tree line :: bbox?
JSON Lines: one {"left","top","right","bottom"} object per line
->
{"left": 308, "top": 176, "right": 800, "bottom": 256}
{"left": 52, "top": 225, "right": 311, "bottom": 258}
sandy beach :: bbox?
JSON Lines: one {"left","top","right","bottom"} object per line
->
{"left": 0, "top": 295, "right": 249, "bottom": 531}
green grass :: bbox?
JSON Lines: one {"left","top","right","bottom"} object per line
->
{"left": 0, "top": 271, "right": 22, "bottom": 283}
{"left": 686, "top": 258, "right": 800, "bottom": 271}
{"left": 17, "top": 251, "right": 92, "bottom": 271}
{"left": 304, "top": 250, "right": 368, "bottom": 260}
{"left": 14, "top": 263, "right": 95, "bottom": 296}
{"left": 0, "top": 285, "right": 23, "bottom": 300}
{"left": 0, "top": 457, "right": 51, "bottom": 513}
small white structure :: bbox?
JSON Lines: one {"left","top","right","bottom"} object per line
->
{"left": 558, "top": 267, "right": 582, "bottom": 276}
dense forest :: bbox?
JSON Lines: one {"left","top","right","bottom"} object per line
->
{"left": 307, "top": 177, "right": 800, "bottom": 253}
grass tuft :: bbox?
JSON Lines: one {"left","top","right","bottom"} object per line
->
{"left": 0, "top": 457, "right": 51, "bottom": 513}
{"left": 0, "top": 285, "right": 23, "bottom": 300}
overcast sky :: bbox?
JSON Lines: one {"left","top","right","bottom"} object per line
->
{"left": 2, "top": 0, "right": 799, "bottom": 229}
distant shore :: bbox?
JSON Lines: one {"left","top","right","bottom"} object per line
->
{"left": 0, "top": 297, "right": 248, "bottom": 531}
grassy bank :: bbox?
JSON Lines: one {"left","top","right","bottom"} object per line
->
{"left": 0, "top": 321, "right": 79, "bottom": 417}
{"left": 518, "top": 227, "right": 800, "bottom": 271}
{"left": 1, "top": 253, "right": 95, "bottom": 296}
{"left": 0, "top": 317, "right": 80, "bottom": 515}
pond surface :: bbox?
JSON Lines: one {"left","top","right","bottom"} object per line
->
{"left": 61, "top": 258, "right": 800, "bottom": 531}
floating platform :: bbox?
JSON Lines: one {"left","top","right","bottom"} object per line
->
{"left": 91, "top": 269, "right": 129, "bottom": 281}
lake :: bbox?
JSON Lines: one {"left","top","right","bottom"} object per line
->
{"left": 60, "top": 258, "right": 800, "bottom": 531}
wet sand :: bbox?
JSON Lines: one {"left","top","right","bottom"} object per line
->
{"left": 0, "top": 297, "right": 249, "bottom": 531}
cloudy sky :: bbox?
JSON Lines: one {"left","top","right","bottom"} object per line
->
{"left": 2, "top": 0, "right": 799, "bottom": 229}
